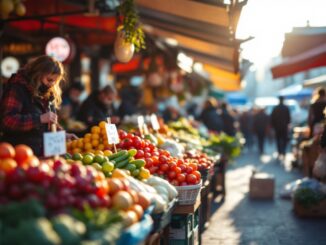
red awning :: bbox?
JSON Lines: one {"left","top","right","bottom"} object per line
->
{"left": 271, "top": 43, "right": 326, "bottom": 79}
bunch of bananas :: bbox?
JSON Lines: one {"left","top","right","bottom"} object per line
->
{"left": 0, "top": 0, "right": 26, "bottom": 19}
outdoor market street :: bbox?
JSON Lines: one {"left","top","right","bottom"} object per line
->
{"left": 202, "top": 144, "right": 326, "bottom": 245}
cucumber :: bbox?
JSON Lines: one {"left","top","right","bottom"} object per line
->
{"left": 113, "top": 153, "right": 130, "bottom": 163}
{"left": 115, "top": 158, "right": 130, "bottom": 169}
{"left": 128, "top": 149, "right": 137, "bottom": 157}
{"left": 129, "top": 159, "right": 146, "bottom": 168}
{"left": 125, "top": 163, "right": 137, "bottom": 172}
{"left": 108, "top": 150, "right": 128, "bottom": 161}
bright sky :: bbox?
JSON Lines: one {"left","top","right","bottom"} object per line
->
{"left": 236, "top": 0, "right": 326, "bottom": 67}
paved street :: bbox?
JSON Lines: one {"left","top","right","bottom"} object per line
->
{"left": 202, "top": 144, "right": 326, "bottom": 245}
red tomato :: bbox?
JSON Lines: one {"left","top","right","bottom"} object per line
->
{"left": 157, "top": 170, "right": 164, "bottom": 176}
{"left": 123, "top": 138, "right": 132, "bottom": 148}
{"left": 179, "top": 164, "right": 186, "bottom": 172}
{"left": 133, "top": 137, "right": 142, "bottom": 149}
{"left": 144, "top": 152, "right": 152, "bottom": 158}
{"left": 118, "top": 130, "right": 127, "bottom": 139}
{"left": 186, "top": 166, "right": 194, "bottom": 174}
{"left": 189, "top": 163, "right": 197, "bottom": 171}
{"left": 148, "top": 144, "right": 155, "bottom": 151}
{"left": 152, "top": 151, "right": 160, "bottom": 157}
{"left": 152, "top": 156, "right": 159, "bottom": 165}
{"left": 177, "top": 174, "right": 186, "bottom": 183}
{"left": 159, "top": 155, "right": 168, "bottom": 164}
{"left": 193, "top": 171, "right": 201, "bottom": 180}
{"left": 177, "top": 159, "right": 184, "bottom": 166}
{"left": 186, "top": 174, "right": 197, "bottom": 185}
{"left": 149, "top": 166, "right": 158, "bottom": 174}
{"left": 135, "top": 150, "right": 144, "bottom": 158}
{"left": 180, "top": 182, "right": 188, "bottom": 186}
{"left": 160, "top": 164, "right": 169, "bottom": 172}
{"left": 145, "top": 158, "right": 153, "bottom": 168}
{"left": 144, "top": 147, "right": 151, "bottom": 153}
{"left": 169, "top": 162, "right": 177, "bottom": 171}
{"left": 168, "top": 171, "right": 176, "bottom": 179}
{"left": 175, "top": 167, "right": 181, "bottom": 174}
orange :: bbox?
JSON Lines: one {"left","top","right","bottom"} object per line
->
{"left": 91, "top": 126, "right": 100, "bottom": 134}
{"left": 97, "top": 144, "right": 104, "bottom": 151}
{"left": 0, "top": 142, "right": 15, "bottom": 159}
{"left": 71, "top": 140, "right": 78, "bottom": 148}
{"left": 91, "top": 134, "right": 99, "bottom": 140}
{"left": 15, "top": 145, "right": 33, "bottom": 166}
{"left": 0, "top": 158, "right": 17, "bottom": 173}
{"left": 99, "top": 121, "right": 107, "bottom": 129}
{"left": 92, "top": 139, "right": 99, "bottom": 147}
{"left": 72, "top": 148, "right": 82, "bottom": 154}
{"left": 84, "top": 133, "right": 92, "bottom": 139}
{"left": 84, "top": 142, "right": 93, "bottom": 150}
{"left": 84, "top": 137, "right": 91, "bottom": 143}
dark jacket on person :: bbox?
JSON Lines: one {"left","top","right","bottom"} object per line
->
{"left": 309, "top": 99, "right": 326, "bottom": 128}
{"left": 253, "top": 111, "right": 269, "bottom": 134}
{"left": 0, "top": 70, "right": 50, "bottom": 156}
{"left": 271, "top": 104, "right": 291, "bottom": 132}
{"left": 117, "top": 86, "right": 141, "bottom": 119}
{"left": 62, "top": 92, "right": 80, "bottom": 119}
{"left": 77, "top": 91, "right": 116, "bottom": 127}
{"left": 200, "top": 106, "right": 223, "bottom": 132}
{"left": 221, "top": 109, "right": 236, "bottom": 136}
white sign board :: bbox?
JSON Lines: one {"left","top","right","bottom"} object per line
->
{"left": 45, "top": 37, "right": 71, "bottom": 62}
{"left": 105, "top": 124, "right": 120, "bottom": 144}
{"left": 43, "top": 131, "right": 66, "bottom": 157}
{"left": 151, "top": 114, "right": 160, "bottom": 130}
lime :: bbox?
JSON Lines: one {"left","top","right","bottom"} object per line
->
{"left": 125, "top": 164, "right": 136, "bottom": 172}
{"left": 92, "top": 163, "right": 102, "bottom": 171}
{"left": 65, "top": 153, "right": 72, "bottom": 159}
{"left": 83, "top": 154, "right": 94, "bottom": 165}
{"left": 102, "top": 161, "right": 114, "bottom": 173}
{"left": 93, "top": 155, "right": 105, "bottom": 164}
{"left": 72, "top": 153, "right": 83, "bottom": 161}
{"left": 131, "top": 169, "right": 140, "bottom": 177}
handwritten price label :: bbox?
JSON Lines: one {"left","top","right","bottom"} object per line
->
{"left": 151, "top": 114, "right": 160, "bottom": 130}
{"left": 105, "top": 124, "right": 120, "bottom": 144}
{"left": 43, "top": 131, "right": 66, "bottom": 157}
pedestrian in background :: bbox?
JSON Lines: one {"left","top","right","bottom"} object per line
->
{"left": 220, "top": 102, "right": 236, "bottom": 136}
{"left": 200, "top": 98, "right": 224, "bottom": 133}
{"left": 253, "top": 108, "right": 270, "bottom": 155}
{"left": 271, "top": 96, "right": 291, "bottom": 159}
{"left": 239, "top": 109, "right": 254, "bottom": 151}
{"left": 308, "top": 87, "right": 326, "bottom": 137}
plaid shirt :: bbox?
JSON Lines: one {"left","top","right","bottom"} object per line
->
{"left": 0, "top": 71, "right": 45, "bottom": 132}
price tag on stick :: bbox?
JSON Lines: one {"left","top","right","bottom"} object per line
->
{"left": 138, "top": 116, "right": 145, "bottom": 137}
{"left": 105, "top": 123, "right": 120, "bottom": 153}
{"left": 43, "top": 131, "right": 66, "bottom": 157}
{"left": 151, "top": 114, "right": 160, "bottom": 131}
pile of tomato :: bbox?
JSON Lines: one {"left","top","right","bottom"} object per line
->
{"left": 116, "top": 130, "right": 201, "bottom": 186}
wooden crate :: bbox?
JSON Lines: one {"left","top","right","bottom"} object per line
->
{"left": 293, "top": 199, "right": 326, "bottom": 218}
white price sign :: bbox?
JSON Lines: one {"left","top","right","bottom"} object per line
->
{"left": 151, "top": 114, "right": 160, "bottom": 130}
{"left": 43, "top": 131, "right": 66, "bottom": 157}
{"left": 105, "top": 124, "right": 120, "bottom": 144}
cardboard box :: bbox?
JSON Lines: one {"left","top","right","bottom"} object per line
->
{"left": 249, "top": 173, "right": 275, "bottom": 199}
{"left": 293, "top": 199, "right": 326, "bottom": 218}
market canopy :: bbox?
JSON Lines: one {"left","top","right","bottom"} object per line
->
{"left": 271, "top": 26, "right": 326, "bottom": 79}
{"left": 271, "top": 43, "right": 326, "bottom": 79}
{"left": 136, "top": 0, "right": 248, "bottom": 74}
{"left": 278, "top": 84, "right": 313, "bottom": 100}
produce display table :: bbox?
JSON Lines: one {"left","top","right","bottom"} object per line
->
{"left": 211, "top": 158, "right": 227, "bottom": 199}
{"left": 199, "top": 180, "right": 213, "bottom": 234}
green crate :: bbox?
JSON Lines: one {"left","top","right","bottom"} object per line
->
{"left": 194, "top": 209, "right": 200, "bottom": 228}
{"left": 169, "top": 214, "right": 193, "bottom": 242}
{"left": 169, "top": 233, "right": 194, "bottom": 245}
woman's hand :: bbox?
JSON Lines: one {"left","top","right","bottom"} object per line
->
{"left": 40, "top": 112, "right": 58, "bottom": 124}
{"left": 66, "top": 133, "right": 78, "bottom": 141}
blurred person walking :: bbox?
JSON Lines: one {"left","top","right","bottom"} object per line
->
{"left": 239, "top": 109, "right": 254, "bottom": 151}
{"left": 271, "top": 96, "right": 291, "bottom": 158}
{"left": 200, "top": 98, "right": 224, "bottom": 132}
{"left": 308, "top": 87, "right": 326, "bottom": 137}
{"left": 220, "top": 102, "right": 236, "bottom": 136}
{"left": 253, "top": 108, "right": 270, "bottom": 155}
